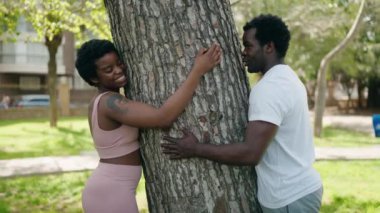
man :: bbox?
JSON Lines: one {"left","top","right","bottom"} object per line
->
{"left": 162, "top": 14, "right": 323, "bottom": 212}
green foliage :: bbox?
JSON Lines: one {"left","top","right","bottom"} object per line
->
{"left": 22, "top": 0, "right": 79, "bottom": 41}
{"left": 0, "top": 0, "right": 112, "bottom": 127}
{"left": 0, "top": 1, "right": 21, "bottom": 41}
{"left": 331, "top": 0, "right": 380, "bottom": 85}
{"left": 80, "top": 1, "right": 112, "bottom": 42}
{"left": 0, "top": 117, "right": 94, "bottom": 159}
{"left": 0, "top": 0, "right": 111, "bottom": 43}
{"left": 232, "top": 0, "right": 376, "bottom": 84}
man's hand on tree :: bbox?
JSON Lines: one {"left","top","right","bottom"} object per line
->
{"left": 161, "top": 130, "right": 199, "bottom": 159}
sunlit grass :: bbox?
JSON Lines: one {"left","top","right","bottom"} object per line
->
{"left": 0, "top": 172, "right": 148, "bottom": 213}
{"left": 315, "top": 160, "right": 380, "bottom": 213}
{"left": 1, "top": 116, "right": 379, "bottom": 212}
{"left": 0, "top": 117, "right": 94, "bottom": 159}
{"left": 1, "top": 161, "right": 380, "bottom": 212}
{"left": 314, "top": 126, "right": 380, "bottom": 147}
{"left": 1, "top": 117, "right": 379, "bottom": 160}
{"left": 0, "top": 172, "right": 89, "bottom": 213}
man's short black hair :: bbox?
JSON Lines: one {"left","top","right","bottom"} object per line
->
{"left": 243, "top": 14, "right": 290, "bottom": 58}
{"left": 75, "top": 39, "right": 119, "bottom": 86}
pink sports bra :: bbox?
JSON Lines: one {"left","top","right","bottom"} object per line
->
{"left": 91, "top": 92, "right": 139, "bottom": 159}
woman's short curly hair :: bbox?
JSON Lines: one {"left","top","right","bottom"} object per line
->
{"left": 75, "top": 39, "right": 118, "bottom": 86}
{"left": 243, "top": 14, "right": 291, "bottom": 58}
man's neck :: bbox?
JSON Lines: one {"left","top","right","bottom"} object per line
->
{"left": 262, "top": 58, "right": 285, "bottom": 74}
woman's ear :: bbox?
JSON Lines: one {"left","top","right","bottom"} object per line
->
{"left": 90, "top": 77, "right": 99, "bottom": 85}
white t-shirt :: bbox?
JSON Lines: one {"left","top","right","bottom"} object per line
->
{"left": 248, "top": 64, "right": 322, "bottom": 208}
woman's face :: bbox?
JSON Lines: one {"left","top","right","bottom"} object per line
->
{"left": 94, "top": 52, "right": 127, "bottom": 90}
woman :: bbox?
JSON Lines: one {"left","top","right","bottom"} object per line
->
{"left": 75, "top": 39, "right": 221, "bottom": 213}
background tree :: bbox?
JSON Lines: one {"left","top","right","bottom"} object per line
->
{"left": 232, "top": 0, "right": 373, "bottom": 137}
{"left": 231, "top": 0, "right": 361, "bottom": 102}
{"left": 329, "top": 0, "right": 380, "bottom": 110}
{"left": 0, "top": 1, "right": 20, "bottom": 41}
{"left": 105, "top": 0, "right": 260, "bottom": 212}
{"left": 314, "top": 0, "right": 366, "bottom": 137}
{"left": 0, "top": 0, "right": 111, "bottom": 127}
{"left": 356, "top": 0, "right": 380, "bottom": 108}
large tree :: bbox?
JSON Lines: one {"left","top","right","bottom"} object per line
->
{"left": 105, "top": 0, "right": 260, "bottom": 212}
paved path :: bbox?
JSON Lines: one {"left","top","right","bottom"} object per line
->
{"left": 322, "top": 115, "right": 375, "bottom": 134}
{"left": 1, "top": 115, "right": 379, "bottom": 178}
{"left": 0, "top": 155, "right": 99, "bottom": 178}
{"left": 315, "top": 146, "right": 380, "bottom": 160}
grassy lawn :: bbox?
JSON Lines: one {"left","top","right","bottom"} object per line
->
{"left": 315, "top": 160, "right": 380, "bottom": 213}
{"left": 1, "top": 117, "right": 380, "bottom": 212}
{"left": 0, "top": 117, "right": 94, "bottom": 159}
{"left": 0, "top": 172, "right": 148, "bottom": 213}
{"left": 0, "top": 117, "right": 379, "bottom": 160}
{"left": 314, "top": 126, "right": 380, "bottom": 147}
{"left": 1, "top": 161, "right": 379, "bottom": 212}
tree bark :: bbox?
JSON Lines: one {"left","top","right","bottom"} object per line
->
{"left": 45, "top": 33, "right": 62, "bottom": 128}
{"left": 105, "top": 1, "right": 260, "bottom": 212}
{"left": 313, "top": 0, "right": 366, "bottom": 137}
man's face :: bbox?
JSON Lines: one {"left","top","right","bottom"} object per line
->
{"left": 242, "top": 28, "right": 265, "bottom": 73}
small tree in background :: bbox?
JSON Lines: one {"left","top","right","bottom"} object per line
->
{"left": 0, "top": 0, "right": 111, "bottom": 127}
{"left": 313, "top": 0, "right": 366, "bottom": 137}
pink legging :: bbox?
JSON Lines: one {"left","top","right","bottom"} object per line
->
{"left": 82, "top": 162, "right": 142, "bottom": 213}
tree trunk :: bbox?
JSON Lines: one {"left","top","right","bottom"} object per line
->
{"left": 45, "top": 33, "right": 62, "bottom": 128}
{"left": 367, "top": 77, "right": 380, "bottom": 108}
{"left": 313, "top": 0, "right": 366, "bottom": 137}
{"left": 105, "top": 1, "right": 261, "bottom": 212}
{"left": 357, "top": 79, "right": 365, "bottom": 109}
{"left": 326, "top": 80, "right": 337, "bottom": 106}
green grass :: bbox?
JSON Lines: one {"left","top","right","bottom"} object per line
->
{"left": 0, "top": 117, "right": 94, "bottom": 159}
{"left": 0, "top": 116, "right": 379, "bottom": 212}
{"left": 314, "top": 126, "right": 380, "bottom": 147}
{"left": 0, "top": 172, "right": 148, "bottom": 213}
{"left": 315, "top": 160, "right": 380, "bottom": 213}
{"left": 1, "top": 117, "right": 379, "bottom": 160}
{"left": 1, "top": 161, "right": 379, "bottom": 212}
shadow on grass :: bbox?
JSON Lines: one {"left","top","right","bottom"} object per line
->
{"left": 54, "top": 126, "right": 93, "bottom": 152}
{"left": 0, "top": 126, "right": 93, "bottom": 159}
{"left": 322, "top": 195, "right": 380, "bottom": 213}
{"left": 56, "top": 126, "right": 88, "bottom": 137}
{"left": 0, "top": 118, "right": 48, "bottom": 127}
{"left": 318, "top": 126, "right": 380, "bottom": 146}
{"left": 0, "top": 116, "right": 87, "bottom": 127}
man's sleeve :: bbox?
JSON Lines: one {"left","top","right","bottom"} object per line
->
{"left": 248, "top": 83, "right": 289, "bottom": 126}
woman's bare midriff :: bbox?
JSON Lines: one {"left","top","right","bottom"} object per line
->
{"left": 100, "top": 149, "right": 141, "bottom": 165}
